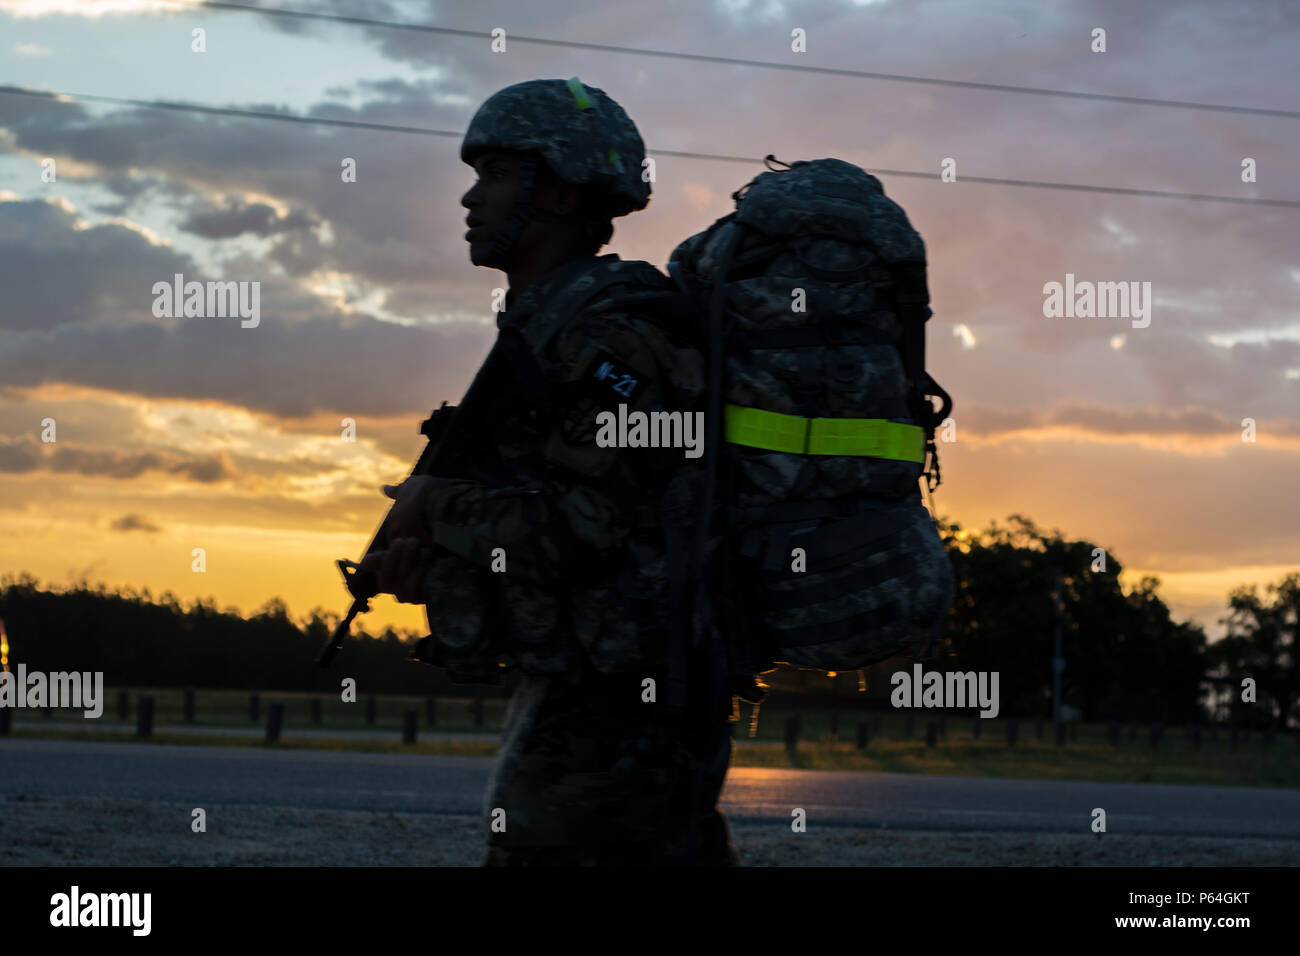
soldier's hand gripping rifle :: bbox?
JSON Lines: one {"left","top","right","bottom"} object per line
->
{"left": 315, "top": 335, "right": 515, "bottom": 667}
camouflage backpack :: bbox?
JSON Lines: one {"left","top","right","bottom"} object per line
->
{"left": 662, "top": 156, "right": 955, "bottom": 690}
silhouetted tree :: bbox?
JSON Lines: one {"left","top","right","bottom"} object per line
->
{"left": 934, "top": 514, "right": 1208, "bottom": 722}
{"left": 1209, "top": 573, "right": 1300, "bottom": 730}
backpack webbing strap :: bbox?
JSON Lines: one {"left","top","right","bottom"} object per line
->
{"left": 495, "top": 325, "right": 551, "bottom": 414}
{"left": 730, "top": 323, "right": 895, "bottom": 351}
{"left": 776, "top": 507, "right": 911, "bottom": 573}
{"left": 678, "top": 223, "right": 742, "bottom": 718}
{"left": 662, "top": 497, "right": 693, "bottom": 717}
{"left": 774, "top": 597, "right": 904, "bottom": 648}
{"left": 760, "top": 549, "right": 916, "bottom": 610}
{"left": 521, "top": 258, "right": 641, "bottom": 356}
{"left": 724, "top": 404, "right": 925, "bottom": 462}
{"left": 731, "top": 498, "right": 859, "bottom": 526}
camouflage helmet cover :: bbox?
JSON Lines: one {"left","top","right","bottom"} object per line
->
{"left": 461, "top": 78, "right": 650, "bottom": 217}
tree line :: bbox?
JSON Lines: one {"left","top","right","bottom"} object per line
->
{"left": 1, "top": 513, "right": 1295, "bottom": 726}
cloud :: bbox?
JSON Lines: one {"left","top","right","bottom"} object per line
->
{"left": 110, "top": 513, "right": 162, "bottom": 533}
{"left": 0, "top": 313, "right": 492, "bottom": 419}
{"left": 958, "top": 401, "right": 1300, "bottom": 444}
{"left": 0, "top": 435, "right": 235, "bottom": 482}
{"left": 0, "top": 197, "right": 191, "bottom": 330}
{"left": 179, "top": 198, "right": 319, "bottom": 240}
{"left": 0, "top": 1, "right": 173, "bottom": 17}
{"left": 0, "top": 194, "right": 494, "bottom": 417}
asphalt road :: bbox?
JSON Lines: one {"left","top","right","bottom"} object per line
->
{"left": 2, "top": 738, "right": 1297, "bottom": 838}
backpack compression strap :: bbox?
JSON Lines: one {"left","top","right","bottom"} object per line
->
{"left": 723, "top": 405, "right": 925, "bottom": 462}
{"left": 890, "top": 261, "right": 952, "bottom": 490}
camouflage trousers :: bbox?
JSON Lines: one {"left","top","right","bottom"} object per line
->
{"left": 481, "top": 671, "right": 739, "bottom": 867}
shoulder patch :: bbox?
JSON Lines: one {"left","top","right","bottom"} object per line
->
{"left": 584, "top": 349, "right": 648, "bottom": 404}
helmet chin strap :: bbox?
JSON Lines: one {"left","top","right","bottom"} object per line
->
{"left": 479, "top": 154, "right": 584, "bottom": 269}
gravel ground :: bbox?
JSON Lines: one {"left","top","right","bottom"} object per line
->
{"left": 2, "top": 794, "right": 1295, "bottom": 866}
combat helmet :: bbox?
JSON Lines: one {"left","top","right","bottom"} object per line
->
{"left": 461, "top": 77, "right": 650, "bottom": 265}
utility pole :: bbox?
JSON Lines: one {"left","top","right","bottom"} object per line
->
{"left": 1051, "top": 570, "right": 1064, "bottom": 726}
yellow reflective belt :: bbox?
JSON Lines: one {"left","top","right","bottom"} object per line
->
{"left": 724, "top": 404, "right": 924, "bottom": 462}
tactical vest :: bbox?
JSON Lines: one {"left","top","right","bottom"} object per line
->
{"left": 419, "top": 255, "right": 702, "bottom": 684}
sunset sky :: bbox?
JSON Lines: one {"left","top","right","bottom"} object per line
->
{"left": 1, "top": 0, "right": 1297, "bottom": 643}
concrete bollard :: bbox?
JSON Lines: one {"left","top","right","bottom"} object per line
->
{"left": 137, "top": 696, "right": 155, "bottom": 738}
{"left": 402, "top": 710, "right": 418, "bottom": 745}
{"left": 266, "top": 702, "right": 284, "bottom": 744}
{"left": 784, "top": 715, "right": 800, "bottom": 754}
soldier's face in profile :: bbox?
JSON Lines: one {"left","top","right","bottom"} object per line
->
{"left": 462, "top": 150, "right": 523, "bottom": 266}
{"left": 462, "top": 150, "right": 577, "bottom": 269}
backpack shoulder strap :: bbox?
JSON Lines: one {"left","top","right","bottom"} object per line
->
{"left": 523, "top": 258, "right": 677, "bottom": 357}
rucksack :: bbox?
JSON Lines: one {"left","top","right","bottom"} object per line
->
{"left": 657, "top": 156, "right": 956, "bottom": 703}
{"left": 415, "top": 159, "right": 955, "bottom": 702}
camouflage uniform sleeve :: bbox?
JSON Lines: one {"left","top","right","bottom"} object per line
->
{"left": 421, "top": 305, "right": 704, "bottom": 582}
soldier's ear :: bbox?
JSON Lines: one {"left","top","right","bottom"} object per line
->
{"left": 549, "top": 182, "right": 581, "bottom": 216}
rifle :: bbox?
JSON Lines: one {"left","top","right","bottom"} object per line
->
{"left": 315, "top": 335, "right": 515, "bottom": 667}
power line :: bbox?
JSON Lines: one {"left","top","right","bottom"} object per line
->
{"left": 0, "top": 84, "right": 460, "bottom": 138}
{"left": 2, "top": 83, "right": 1297, "bottom": 209}
{"left": 153, "top": 0, "right": 1300, "bottom": 121}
